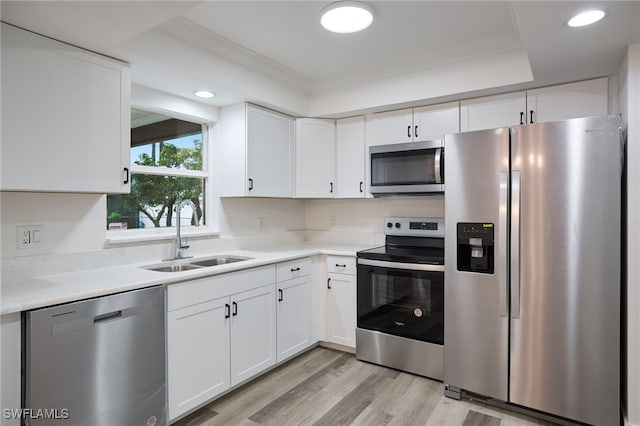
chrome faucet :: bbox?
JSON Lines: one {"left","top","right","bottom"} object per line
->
{"left": 174, "top": 199, "right": 198, "bottom": 260}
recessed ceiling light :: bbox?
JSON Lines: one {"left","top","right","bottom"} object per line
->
{"left": 320, "top": 1, "right": 373, "bottom": 34}
{"left": 194, "top": 90, "right": 215, "bottom": 98}
{"left": 567, "top": 10, "right": 605, "bottom": 27}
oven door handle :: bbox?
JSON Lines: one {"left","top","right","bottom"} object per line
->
{"left": 357, "top": 258, "right": 444, "bottom": 272}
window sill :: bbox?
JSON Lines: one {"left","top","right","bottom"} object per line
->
{"left": 106, "top": 227, "right": 221, "bottom": 245}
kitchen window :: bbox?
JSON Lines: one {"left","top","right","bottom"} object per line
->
{"left": 107, "top": 109, "right": 209, "bottom": 234}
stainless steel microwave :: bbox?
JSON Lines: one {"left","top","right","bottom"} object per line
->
{"left": 370, "top": 139, "right": 444, "bottom": 195}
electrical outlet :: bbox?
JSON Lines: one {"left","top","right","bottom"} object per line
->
{"left": 17, "top": 225, "right": 43, "bottom": 249}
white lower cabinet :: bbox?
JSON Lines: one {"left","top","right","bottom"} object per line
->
{"left": 230, "top": 285, "right": 277, "bottom": 386}
{"left": 167, "top": 297, "right": 230, "bottom": 419}
{"left": 276, "top": 258, "right": 313, "bottom": 362}
{"left": 167, "top": 265, "right": 276, "bottom": 422}
{"left": 325, "top": 256, "right": 357, "bottom": 348}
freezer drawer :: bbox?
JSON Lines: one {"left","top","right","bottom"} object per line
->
{"left": 23, "top": 286, "right": 166, "bottom": 426}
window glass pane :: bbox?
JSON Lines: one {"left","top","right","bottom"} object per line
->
{"left": 107, "top": 175, "right": 205, "bottom": 230}
{"left": 130, "top": 109, "right": 203, "bottom": 171}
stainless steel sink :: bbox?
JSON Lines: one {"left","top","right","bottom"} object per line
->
{"left": 190, "top": 256, "right": 252, "bottom": 267}
{"left": 142, "top": 255, "right": 252, "bottom": 272}
{"left": 145, "top": 263, "right": 202, "bottom": 273}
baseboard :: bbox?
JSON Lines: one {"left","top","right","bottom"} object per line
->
{"left": 318, "top": 341, "right": 355, "bottom": 354}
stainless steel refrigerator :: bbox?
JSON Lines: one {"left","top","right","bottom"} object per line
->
{"left": 444, "top": 115, "right": 622, "bottom": 426}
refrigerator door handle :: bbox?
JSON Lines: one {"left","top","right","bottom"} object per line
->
{"left": 434, "top": 148, "right": 442, "bottom": 184}
{"left": 498, "top": 171, "right": 509, "bottom": 317}
{"left": 511, "top": 171, "right": 521, "bottom": 319}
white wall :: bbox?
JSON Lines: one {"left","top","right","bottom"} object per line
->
{"left": 0, "top": 192, "right": 107, "bottom": 257}
{"left": 620, "top": 42, "right": 640, "bottom": 426}
{"left": 305, "top": 196, "right": 444, "bottom": 245}
{"left": 218, "top": 197, "right": 305, "bottom": 237}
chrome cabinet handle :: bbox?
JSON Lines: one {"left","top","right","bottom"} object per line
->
{"left": 511, "top": 171, "right": 521, "bottom": 319}
{"left": 498, "top": 171, "right": 509, "bottom": 317}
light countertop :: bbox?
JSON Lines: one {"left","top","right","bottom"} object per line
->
{"left": 1, "top": 242, "right": 370, "bottom": 315}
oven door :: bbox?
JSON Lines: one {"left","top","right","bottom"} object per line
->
{"left": 357, "top": 258, "right": 444, "bottom": 344}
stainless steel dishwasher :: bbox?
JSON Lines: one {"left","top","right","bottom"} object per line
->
{"left": 23, "top": 285, "right": 166, "bottom": 426}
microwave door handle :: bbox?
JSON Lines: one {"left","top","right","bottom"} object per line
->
{"left": 434, "top": 148, "right": 442, "bottom": 184}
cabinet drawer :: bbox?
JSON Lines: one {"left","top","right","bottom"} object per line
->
{"left": 326, "top": 256, "right": 356, "bottom": 275}
{"left": 276, "top": 257, "right": 311, "bottom": 282}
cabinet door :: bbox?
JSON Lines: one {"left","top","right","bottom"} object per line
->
{"left": 230, "top": 284, "right": 277, "bottom": 386}
{"left": 336, "top": 117, "right": 366, "bottom": 198}
{"left": 527, "top": 78, "right": 608, "bottom": 124}
{"left": 277, "top": 276, "right": 312, "bottom": 362}
{"left": 460, "top": 92, "right": 526, "bottom": 132}
{"left": 295, "top": 118, "right": 336, "bottom": 198}
{"left": 413, "top": 102, "right": 460, "bottom": 141}
{"left": 167, "top": 297, "right": 230, "bottom": 420}
{"left": 1, "top": 23, "right": 130, "bottom": 193}
{"left": 326, "top": 273, "right": 356, "bottom": 348}
{"left": 246, "top": 105, "right": 295, "bottom": 197}
{"left": 373, "top": 108, "right": 414, "bottom": 145}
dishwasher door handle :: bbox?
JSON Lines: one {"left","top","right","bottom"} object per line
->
{"left": 93, "top": 310, "right": 123, "bottom": 324}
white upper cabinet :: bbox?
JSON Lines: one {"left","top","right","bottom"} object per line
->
{"left": 336, "top": 116, "right": 366, "bottom": 198}
{"left": 412, "top": 102, "right": 460, "bottom": 141}
{"left": 373, "top": 108, "right": 414, "bottom": 145}
{"left": 295, "top": 118, "right": 336, "bottom": 198}
{"left": 460, "top": 92, "right": 527, "bottom": 132}
{"left": 373, "top": 102, "right": 460, "bottom": 145}
{"left": 1, "top": 23, "right": 131, "bottom": 193}
{"left": 460, "top": 78, "right": 609, "bottom": 132}
{"left": 218, "top": 103, "right": 295, "bottom": 197}
{"left": 526, "top": 78, "right": 608, "bottom": 124}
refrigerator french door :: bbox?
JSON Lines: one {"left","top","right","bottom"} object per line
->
{"left": 444, "top": 116, "right": 621, "bottom": 426}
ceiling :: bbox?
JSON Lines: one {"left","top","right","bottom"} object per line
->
{"left": 2, "top": 1, "right": 639, "bottom": 116}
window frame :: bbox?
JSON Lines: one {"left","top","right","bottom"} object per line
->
{"left": 106, "top": 109, "right": 218, "bottom": 244}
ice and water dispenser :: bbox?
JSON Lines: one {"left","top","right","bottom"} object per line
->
{"left": 456, "top": 223, "right": 494, "bottom": 274}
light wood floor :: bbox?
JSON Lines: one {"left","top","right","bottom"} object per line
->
{"left": 174, "top": 347, "right": 558, "bottom": 426}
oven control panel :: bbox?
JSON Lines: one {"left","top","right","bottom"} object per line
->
{"left": 384, "top": 217, "right": 445, "bottom": 237}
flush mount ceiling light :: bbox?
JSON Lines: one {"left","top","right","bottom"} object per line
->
{"left": 194, "top": 90, "right": 215, "bottom": 98}
{"left": 567, "top": 9, "right": 605, "bottom": 27}
{"left": 320, "top": 1, "right": 374, "bottom": 33}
